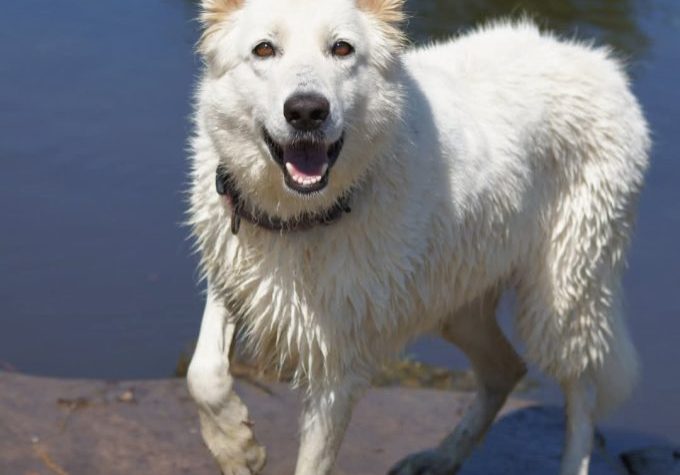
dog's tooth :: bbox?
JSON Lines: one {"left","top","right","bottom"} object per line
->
{"left": 286, "top": 168, "right": 324, "bottom": 187}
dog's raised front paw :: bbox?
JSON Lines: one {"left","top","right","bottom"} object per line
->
{"left": 387, "top": 449, "right": 460, "bottom": 475}
{"left": 216, "top": 436, "right": 266, "bottom": 475}
{"left": 243, "top": 436, "right": 267, "bottom": 473}
{"left": 218, "top": 432, "right": 267, "bottom": 475}
{"left": 199, "top": 407, "right": 267, "bottom": 475}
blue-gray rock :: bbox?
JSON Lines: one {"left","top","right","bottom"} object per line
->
{"left": 460, "top": 406, "right": 629, "bottom": 475}
{"left": 621, "top": 447, "right": 680, "bottom": 475}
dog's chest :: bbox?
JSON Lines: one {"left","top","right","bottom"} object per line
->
{"left": 218, "top": 222, "right": 442, "bottom": 376}
{"left": 225, "top": 227, "right": 419, "bottom": 322}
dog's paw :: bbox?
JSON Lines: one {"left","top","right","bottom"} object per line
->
{"left": 242, "top": 436, "right": 267, "bottom": 473}
{"left": 215, "top": 431, "right": 267, "bottom": 475}
{"left": 387, "top": 449, "right": 460, "bottom": 475}
{"left": 216, "top": 437, "right": 266, "bottom": 475}
{"left": 200, "top": 409, "right": 267, "bottom": 475}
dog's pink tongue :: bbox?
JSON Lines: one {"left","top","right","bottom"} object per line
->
{"left": 283, "top": 145, "right": 328, "bottom": 178}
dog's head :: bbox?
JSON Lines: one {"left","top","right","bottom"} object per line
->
{"left": 196, "top": 0, "right": 406, "bottom": 218}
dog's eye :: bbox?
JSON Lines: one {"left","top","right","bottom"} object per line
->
{"left": 331, "top": 41, "right": 354, "bottom": 58}
{"left": 253, "top": 42, "right": 276, "bottom": 58}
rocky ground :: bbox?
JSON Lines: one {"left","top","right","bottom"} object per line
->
{"left": 0, "top": 370, "right": 677, "bottom": 475}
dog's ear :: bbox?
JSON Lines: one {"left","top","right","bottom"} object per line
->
{"left": 200, "top": 0, "right": 243, "bottom": 26}
{"left": 198, "top": 0, "right": 244, "bottom": 54}
{"left": 357, "top": 0, "right": 405, "bottom": 26}
{"left": 356, "top": 0, "right": 407, "bottom": 49}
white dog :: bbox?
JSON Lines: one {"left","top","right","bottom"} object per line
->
{"left": 186, "top": 1, "right": 650, "bottom": 474}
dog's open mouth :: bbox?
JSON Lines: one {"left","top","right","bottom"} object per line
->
{"left": 264, "top": 129, "right": 344, "bottom": 194}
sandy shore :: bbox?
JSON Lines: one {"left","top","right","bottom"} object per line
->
{"left": 0, "top": 371, "right": 642, "bottom": 474}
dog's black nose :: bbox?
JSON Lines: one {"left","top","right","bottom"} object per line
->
{"left": 284, "top": 93, "right": 330, "bottom": 131}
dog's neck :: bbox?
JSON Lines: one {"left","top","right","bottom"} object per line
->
{"left": 215, "top": 166, "right": 352, "bottom": 234}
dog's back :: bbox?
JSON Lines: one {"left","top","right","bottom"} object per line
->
{"left": 401, "top": 21, "right": 648, "bottom": 415}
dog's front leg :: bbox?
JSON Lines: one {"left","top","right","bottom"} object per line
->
{"left": 187, "top": 284, "right": 266, "bottom": 475}
{"left": 294, "top": 381, "right": 362, "bottom": 475}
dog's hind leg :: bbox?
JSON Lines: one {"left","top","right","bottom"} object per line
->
{"left": 516, "top": 271, "right": 638, "bottom": 475}
{"left": 295, "top": 380, "right": 364, "bottom": 475}
{"left": 388, "top": 290, "right": 527, "bottom": 475}
{"left": 559, "top": 377, "right": 596, "bottom": 475}
{"left": 187, "top": 284, "right": 266, "bottom": 475}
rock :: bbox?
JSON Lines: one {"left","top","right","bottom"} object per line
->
{"left": 460, "top": 406, "right": 629, "bottom": 475}
{"left": 621, "top": 447, "right": 680, "bottom": 475}
{"left": 0, "top": 372, "right": 527, "bottom": 474}
{"left": 0, "top": 371, "right": 663, "bottom": 475}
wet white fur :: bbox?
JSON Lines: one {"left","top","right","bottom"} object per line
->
{"left": 187, "top": 1, "right": 650, "bottom": 474}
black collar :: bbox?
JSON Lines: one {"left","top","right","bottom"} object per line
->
{"left": 216, "top": 166, "right": 352, "bottom": 235}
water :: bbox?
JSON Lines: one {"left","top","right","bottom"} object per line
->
{"left": 1, "top": 0, "right": 678, "bottom": 443}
